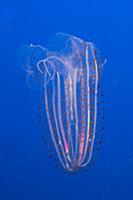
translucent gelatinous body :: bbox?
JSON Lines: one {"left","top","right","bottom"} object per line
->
{"left": 17, "top": 33, "right": 106, "bottom": 172}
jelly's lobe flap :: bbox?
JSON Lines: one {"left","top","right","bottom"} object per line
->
{"left": 17, "top": 44, "right": 48, "bottom": 89}
{"left": 17, "top": 44, "right": 47, "bottom": 73}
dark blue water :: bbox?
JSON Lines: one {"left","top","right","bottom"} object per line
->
{"left": 0, "top": 0, "right": 132, "bottom": 199}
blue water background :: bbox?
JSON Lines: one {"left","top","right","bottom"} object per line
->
{"left": 0, "top": 0, "right": 133, "bottom": 199}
